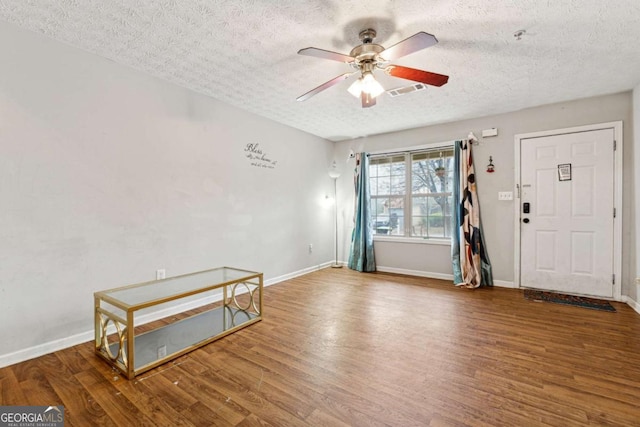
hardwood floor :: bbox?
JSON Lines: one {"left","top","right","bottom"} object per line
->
{"left": 2, "top": 268, "right": 640, "bottom": 426}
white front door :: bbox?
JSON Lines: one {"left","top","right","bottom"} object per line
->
{"left": 519, "top": 128, "right": 615, "bottom": 297}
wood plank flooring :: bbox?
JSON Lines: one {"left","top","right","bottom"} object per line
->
{"left": 2, "top": 268, "right": 640, "bottom": 426}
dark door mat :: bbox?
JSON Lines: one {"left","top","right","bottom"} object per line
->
{"left": 524, "top": 289, "right": 616, "bottom": 312}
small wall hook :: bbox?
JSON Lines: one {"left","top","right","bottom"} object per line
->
{"left": 468, "top": 132, "right": 479, "bottom": 145}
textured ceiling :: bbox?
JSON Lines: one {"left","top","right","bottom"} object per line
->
{"left": 1, "top": 0, "right": 639, "bottom": 141}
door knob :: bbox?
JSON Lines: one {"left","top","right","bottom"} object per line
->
{"left": 523, "top": 218, "right": 530, "bottom": 223}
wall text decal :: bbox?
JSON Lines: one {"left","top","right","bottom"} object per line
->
{"left": 244, "top": 143, "right": 278, "bottom": 169}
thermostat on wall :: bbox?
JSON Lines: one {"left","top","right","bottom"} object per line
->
{"left": 482, "top": 128, "right": 498, "bottom": 137}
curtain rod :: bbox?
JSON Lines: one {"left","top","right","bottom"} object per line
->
{"left": 366, "top": 132, "right": 478, "bottom": 156}
{"left": 367, "top": 139, "right": 458, "bottom": 156}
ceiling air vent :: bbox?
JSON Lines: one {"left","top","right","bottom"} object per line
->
{"left": 386, "top": 83, "right": 427, "bottom": 97}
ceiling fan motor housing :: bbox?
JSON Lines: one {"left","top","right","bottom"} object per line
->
{"left": 350, "top": 29, "right": 386, "bottom": 68}
{"left": 359, "top": 29, "right": 377, "bottom": 44}
{"left": 350, "top": 44, "right": 384, "bottom": 67}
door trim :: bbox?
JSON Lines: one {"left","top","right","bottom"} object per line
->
{"left": 514, "top": 121, "right": 623, "bottom": 300}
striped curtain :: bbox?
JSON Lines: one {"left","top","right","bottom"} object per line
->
{"left": 348, "top": 153, "right": 376, "bottom": 272}
{"left": 451, "top": 140, "right": 493, "bottom": 288}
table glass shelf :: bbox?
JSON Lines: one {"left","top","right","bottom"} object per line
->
{"left": 94, "top": 267, "right": 262, "bottom": 379}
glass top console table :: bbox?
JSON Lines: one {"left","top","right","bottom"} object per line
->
{"left": 94, "top": 267, "right": 262, "bottom": 379}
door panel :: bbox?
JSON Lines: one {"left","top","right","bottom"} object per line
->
{"left": 520, "top": 129, "right": 614, "bottom": 297}
{"left": 534, "top": 231, "right": 556, "bottom": 271}
{"left": 570, "top": 231, "right": 594, "bottom": 274}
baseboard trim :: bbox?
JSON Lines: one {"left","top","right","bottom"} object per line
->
{"left": 632, "top": 283, "right": 640, "bottom": 315}
{"left": 265, "top": 261, "right": 333, "bottom": 286}
{"left": 625, "top": 296, "right": 640, "bottom": 315}
{"left": 493, "top": 280, "right": 517, "bottom": 289}
{"left": 0, "top": 330, "right": 97, "bottom": 370}
{"left": 376, "top": 266, "right": 453, "bottom": 281}
{"left": 0, "top": 262, "right": 332, "bottom": 369}
{"left": 376, "top": 266, "right": 516, "bottom": 289}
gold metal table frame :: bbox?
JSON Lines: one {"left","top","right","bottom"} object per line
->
{"left": 94, "top": 267, "right": 263, "bottom": 379}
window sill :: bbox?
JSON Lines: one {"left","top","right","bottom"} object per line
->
{"left": 372, "top": 236, "right": 451, "bottom": 246}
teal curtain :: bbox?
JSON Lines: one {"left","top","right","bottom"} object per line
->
{"left": 451, "top": 140, "right": 493, "bottom": 288}
{"left": 348, "top": 153, "right": 376, "bottom": 272}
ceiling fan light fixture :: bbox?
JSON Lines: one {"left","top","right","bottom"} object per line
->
{"left": 347, "top": 77, "right": 363, "bottom": 98}
{"left": 361, "top": 72, "right": 384, "bottom": 98}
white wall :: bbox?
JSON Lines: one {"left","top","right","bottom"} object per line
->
{"left": 335, "top": 93, "right": 633, "bottom": 293}
{"left": 0, "top": 23, "right": 334, "bottom": 364}
{"left": 633, "top": 84, "right": 640, "bottom": 304}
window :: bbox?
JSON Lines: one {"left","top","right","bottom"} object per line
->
{"left": 369, "top": 146, "right": 454, "bottom": 239}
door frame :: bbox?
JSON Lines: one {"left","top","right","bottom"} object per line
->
{"left": 514, "top": 121, "right": 623, "bottom": 300}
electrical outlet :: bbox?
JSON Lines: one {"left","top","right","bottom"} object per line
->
{"left": 156, "top": 269, "right": 166, "bottom": 280}
{"left": 308, "top": 243, "right": 313, "bottom": 253}
{"left": 157, "top": 345, "right": 167, "bottom": 359}
{"left": 498, "top": 191, "right": 513, "bottom": 201}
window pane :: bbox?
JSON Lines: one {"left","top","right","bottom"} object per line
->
{"left": 391, "top": 160, "right": 405, "bottom": 177}
{"left": 387, "top": 197, "right": 404, "bottom": 236}
{"left": 371, "top": 197, "right": 388, "bottom": 236}
{"left": 427, "top": 199, "right": 445, "bottom": 238}
{"left": 370, "top": 177, "right": 378, "bottom": 196}
{"left": 411, "top": 160, "right": 430, "bottom": 193}
{"left": 370, "top": 197, "right": 378, "bottom": 219}
{"left": 377, "top": 175, "right": 390, "bottom": 195}
{"left": 412, "top": 216, "right": 428, "bottom": 237}
{"left": 374, "top": 198, "right": 387, "bottom": 218}
{"left": 373, "top": 197, "right": 403, "bottom": 235}
{"left": 390, "top": 174, "right": 405, "bottom": 195}
{"left": 411, "top": 195, "right": 428, "bottom": 237}
{"left": 411, "top": 149, "right": 454, "bottom": 194}
{"left": 369, "top": 163, "right": 377, "bottom": 178}
{"left": 442, "top": 194, "right": 453, "bottom": 238}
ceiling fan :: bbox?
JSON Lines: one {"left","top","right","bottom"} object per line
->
{"left": 296, "top": 29, "right": 449, "bottom": 108}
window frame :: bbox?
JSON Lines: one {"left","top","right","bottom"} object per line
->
{"left": 368, "top": 141, "right": 455, "bottom": 245}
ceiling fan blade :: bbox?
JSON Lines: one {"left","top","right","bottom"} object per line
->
{"left": 385, "top": 65, "right": 449, "bottom": 87}
{"left": 296, "top": 72, "right": 356, "bottom": 102}
{"left": 297, "top": 47, "right": 354, "bottom": 63}
{"left": 380, "top": 32, "right": 438, "bottom": 61}
{"left": 361, "top": 92, "right": 376, "bottom": 108}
